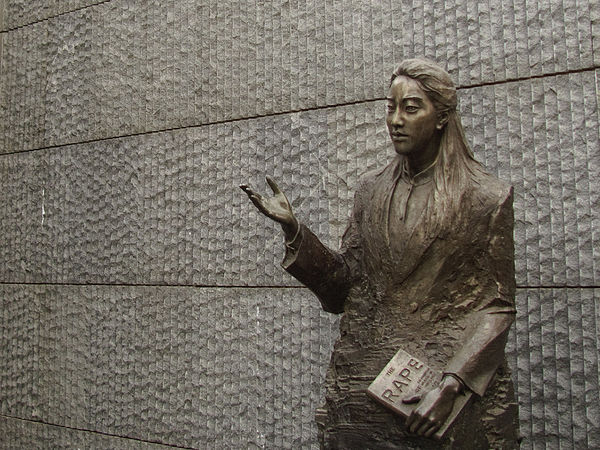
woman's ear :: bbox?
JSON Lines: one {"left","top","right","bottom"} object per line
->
{"left": 436, "top": 111, "right": 449, "bottom": 130}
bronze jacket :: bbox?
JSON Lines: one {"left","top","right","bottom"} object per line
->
{"left": 282, "top": 156, "right": 518, "bottom": 448}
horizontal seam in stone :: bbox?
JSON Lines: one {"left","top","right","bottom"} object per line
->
{"left": 0, "top": 0, "right": 113, "bottom": 33}
{"left": 1, "top": 64, "right": 599, "bottom": 158}
{"left": 0, "top": 281, "right": 596, "bottom": 290}
{"left": 0, "top": 281, "right": 307, "bottom": 289}
{"left": 0, "top": 413, "right": 194, "bottom": 449}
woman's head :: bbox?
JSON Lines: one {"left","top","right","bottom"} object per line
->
{"left": 388, "top": 58, "right": 481, "bottom": 230}
{"left": 386, "top": 74, "right": 448, "bottom": 168}
{"left": 390, "top": 59, "right": 458, "bottom": 117}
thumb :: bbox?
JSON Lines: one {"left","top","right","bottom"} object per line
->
{"left": 402, "top": 394, "right": 421, "bottom": 405}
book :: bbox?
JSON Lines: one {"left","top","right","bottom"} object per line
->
{"left": 366, "top": 348, "right": 471, "bottom": 440}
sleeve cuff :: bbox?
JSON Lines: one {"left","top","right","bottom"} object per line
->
{"left": 284, "top": 225, "right": 302, "bottom": 251}
{"left": 282, "top": 225, "right": 304, "bottom": 269}
{"left": 442, "top": 372, "right": 467, "bottom": 394}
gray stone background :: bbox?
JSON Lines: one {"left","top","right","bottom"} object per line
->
{"left": 0, "top": 0, "right": 598, "bottom": 448}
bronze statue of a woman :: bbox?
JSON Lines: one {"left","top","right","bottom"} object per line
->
{"left": 241, "top": 59, "right": 519, "bottom": 449}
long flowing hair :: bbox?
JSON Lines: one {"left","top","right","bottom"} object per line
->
{"left": 390, "top": 58, "right": 484, "bottom": 233}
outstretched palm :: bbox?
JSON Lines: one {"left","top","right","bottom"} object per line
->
{"left": 240, "top": 176, "right": 299, "bottom": 239}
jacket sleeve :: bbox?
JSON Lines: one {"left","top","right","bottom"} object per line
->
{"left": 444, "top": 188, "right": 516, "bottom": 396}
{"left": 281, "top": 192, "right": 363, "bottom": 314}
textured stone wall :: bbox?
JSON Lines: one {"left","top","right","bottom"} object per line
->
{"left": 0, "top": 0, "right": 598, "bottom": 448}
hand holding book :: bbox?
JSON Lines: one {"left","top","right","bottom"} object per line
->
{"left": 367, "top": 349, "right": 472, "bottom": 440}
{"left": 403, "top": 375, "right": 464, "bottom": 437}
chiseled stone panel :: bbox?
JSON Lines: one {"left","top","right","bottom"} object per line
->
{"left": 506, "top": 288, "right": 600, "bottom": 450}
{"left": 461, "top": 71, "right": 600, "bottom": 287}
{"left": 0, "top": 109, "right": 341, "bottom": 287}
{"left": 0, "top": 284, "right": 339, "bottom": 449}
{"left": 592, "top": 1, "right": 600, "bottom": 66}
{"left": 0, "top": 0, "right": 107, "bottom": 30}
{"left": 0, "top": 20, "right": 48, "bottom": 153}
{"left": 0, "top": 0, "right": 597, "bottom": 152}
{"left": 1, "top": 285, "right": 598, "bottom": 449}
{"left": 0, "top": 71, "right": 597, "bottom": 288}
{"left": 0, "top": 415, "right": 178, "bottom": 449}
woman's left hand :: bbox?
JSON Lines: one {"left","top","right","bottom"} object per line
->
{"left": 402, "top": 375, "right": 462, "bottom": 437}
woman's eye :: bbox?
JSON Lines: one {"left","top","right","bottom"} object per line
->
{"left": 386, "top": 104, "right": 395, "bottom": 112}
{"left": 405, "top": 106, "right": 419, "bottom": 113}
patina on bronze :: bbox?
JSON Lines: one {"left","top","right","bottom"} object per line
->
{"left": 241, "top": 59, "right": 519, "bottom": 449}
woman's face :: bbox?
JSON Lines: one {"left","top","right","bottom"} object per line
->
{"left": 386, "top": 75, "right": 443, "bottom": 159}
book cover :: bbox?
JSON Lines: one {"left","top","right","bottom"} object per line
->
{"left": 366, "top": 348, "right": 471, "bottom": 439}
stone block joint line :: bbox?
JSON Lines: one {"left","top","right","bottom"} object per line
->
{"left": 0, "top": 281, "right": 596, "bottom": 290}
{"left": 0, "top": 65, "right": 598, "bottom": 158}
{"left": 0, "top": 413, "right": 196, "bottom": 449}
{"left": 0, "top": 0, "right": 114, "bottom": 33}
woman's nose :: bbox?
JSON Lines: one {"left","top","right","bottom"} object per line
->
{"left": 390, "top": 109, "right": 404, "bottom": 126}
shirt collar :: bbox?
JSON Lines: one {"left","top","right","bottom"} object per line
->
{"left": 400, "top": 156, "right": 437, "bottom": 185}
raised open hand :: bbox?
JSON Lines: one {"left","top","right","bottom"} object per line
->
{"left": 240, "top": 176, "right": 299, "bottom": 240}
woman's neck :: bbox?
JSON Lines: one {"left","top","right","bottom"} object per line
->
{"left": 405, "top": 133, "right": 441, "bottom": 175}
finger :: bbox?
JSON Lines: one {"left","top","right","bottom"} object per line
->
{"left": 424, "top": 422, "right": 440, "bottom": 438}
{"left": 265, "top": 176, "right": 282, "bottom": 195}
{"left": 241, "top": 184, "right": 262, "bottom": 202}
{"left": 402, "top": 395, "right": 421, "bottom": 405}
{"left": 416, "top": 419, "right": 435, "bottom": 436}
{"left": 248, "top": 193, "right": 266, "bottom": 209}
{"left": 405, "top": 409, "right": 417, "bottom": 427}
{"left": 240, "top": 184, "right": 252, "bottom": 195}
{"left": 408, "top": 415, "right": 425, "bottom": 434}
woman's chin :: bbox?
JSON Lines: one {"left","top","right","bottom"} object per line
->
{"left": 393, "top": 146, "right": 414, "bottom": 156}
